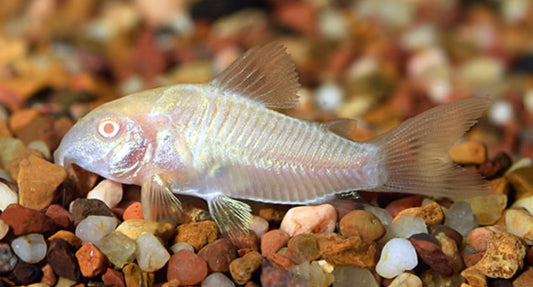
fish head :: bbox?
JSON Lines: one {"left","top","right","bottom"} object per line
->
{"left": 54, "top": 99, "right": 151, "bottom": 184}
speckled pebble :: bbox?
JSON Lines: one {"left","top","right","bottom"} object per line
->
{"left": 135, "top": 232, "right": 170, "bottom": 272}
{"left": 376, "top": 238, "right": 418, "bottom": 279}
{"left": 280, "top": 204, "right": 337, "bottom": 236}
{"left": 474, "top": 231, "right": 526, "bottom": 278}
{"left": 11, "top": 233, "right": 47, "bottom": 264}
{"left": 175, "top": 220, "right": 219, "bottom": 251}
{"left": 395, "top": 202, "right": 444, "bottom": 225}
{"left": 87, "top": 179, "right": 123, "bottom": 209}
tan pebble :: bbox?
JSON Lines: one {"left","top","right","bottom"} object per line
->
{"left": 123, "top": 202, "right": 143, "bottom": 220}
{"left": 259, "top": 207, "right": 286, "bottom": 223}
{"left": 435, "top": 232, "right": 462, "bottom": 273}
{"left": 388, "top": 272, "right": 422, "bottom": 287}
{"left": 474, "top": 231, "right": 526, "bottom": 278}
{"left": 513, "top": 269, "right": 533, "bottom": 287}
{"left": 48, "top": 230, "right": 82, "bottom": 249}
{"left": 505, "top": 209, "right": 533, "bottom": 242}
{"left": 116, "top": 219, "right": 175, "bottom": 241}
{"left": 229, "top": 251, "right": 263, "bottom": 285}
{"left": 507, "top": 167, "right": 533, "bottom": 199}
{"left": 448, "top": 141, "right": 486, "bottom": 165}
{"left": 461, "top": 266, "right": 487, "bottom": 287}
{"left": 174, "top": 220, "right": 219, "bottom": 251}
{"left": 162, "top": 279, "right": 180, "bottom": 287}
{"left": 461, "top": 193, "right": 507, "bottom": 225}
{"left": 17, "top": 154, "right": 67, "bottom": 210}
{"left": 394, "top": 202, "right": 444, "bottom": 225}
{"left": 490, "top": 177, "right": 509, "bottom": 194}
{"left": 5, "top": 148, "right": 44, "bottom": 179}
{"left": 41, "top": 264, "right": 57, "bottom": 286}
{"left": 123, "top": 263, "right": 154, "bottom": 287}
{"left": 315, "top": 232, "right": 377, "bottom": 267}
{"left": 513, "top": 194, "right": 533, "bottom": 215}
{"left": 286, "top": 234, "right": 320, "bottom": 264}
{"left": 0, "top": 137, "right": 25, "bottom": 168}
{"left": 339, "top": 209, "right": 385, "bottom": 241}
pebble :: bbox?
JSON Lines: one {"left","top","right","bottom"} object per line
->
{"left": 102, "top": 267, "right": 125, "bottom": 287}
{"left": 229, "top": 250, "right": 263, "bottom": 285}
{"left": 435, "top": 232, "right": 463, "bottom": 273}
{"left": 46, "top": 238, "right": 81, "bottom": 281}
{"left": 507, "top": 167, "right": 533, "bottom": 199}
{"left": 385, "top": 196, "right": 422, "bottom": 218}
{"left": 70, "top": 198, "right": 116, "bottom": 226}
{"left": 461, "top": 266, "right": 487, "bottom": 287}
{"left": 409, "top": 233, "right": 453, "bottom": 276}
{"left": 389, "top": 214, "right": 428, "bottom": 239}
{"left": 504, "top": 158, "right": 531, "bottom": 176}
{"left": 444, "top": 201, "right": 478, "bottom": 237}
{"left": 462, "top": 193, "right": 507, "bottom": 225}
{"left": 376, "top": 238, "right": 418, "bottom": 279}
{"left": 315, "top": 82, "right": 345, "bottom": 113}
{"left": 123, "top": 262, "right": 154, "bottom": 287}
{"left": 394, "top": 202, "right": 444, "bottom": 225}
{"left": 362, "top": 204, "right": 393, "bottom": 226}
{"left": 513, "top": 269, "right": 533, "bottom": 287}
{"left": 198, "top": 238, "right": 237, "bottom": 272}
{"left": 27, "top": 140, "right": 51, "bottom": 159}
{"left": 123, "top": 201, "right": 143, "bottom": 220}
{"left": 75, "top": 242, "right": 108, "bottom": 277}
{"left": 17, "top": 154, "right": 67, "bottom": 210}
{"left": 0, "top": 137, "right": 25, "bottom": 167}
{"left": 0, "top": 204, "right": 56, "bottom": 236}
{"left": 280, "top": 204, "right": 337, "bottom": 237}
{"left": 478, "top": 151, "right": 512, "bottom": 179}
{"left": 0, "top": 243, "right": 18, "bottom": 273}
{"left": 45, "top": 204, "right": 74, "bottom": 230}
{"left": 48, "top": 230, "right": 82, "bottom": 249}
{"left": 87, "top": 179, "right": 123, "bottom": 209}
{"left": 10, "top": 261, "right": 43, "bottom": 286}
{"left": 0, "top": 181, "right": 17, "bottom": 211}
{"left": 339, "top": 209, "right": 385, "bottom": 241}
{"left": 175, "top": 220, "right": 219, "bottom": 251}
{"left": 135, "top": 232, "right": 170, "bottom": 272}
{"left": 75, "top": 215, "right": 118, "bottom": 246}
{"left": 286, "top": 234, "right": 320, "bottom": 264}
{"left": 388, "top": 272, "right": 423, "bottom": 287}
{"left": 428, "top": 224, "right": 463, "bottom": 249}
{"left": 55, "top": 276, "right": 77, "bottom": 287}
{"left": 290, "top": 261, "right": 334, "bottom": 287}
{"left": 41, "top": 263, "right": 58, "bottom": 286}
{"left": 202, "top": 272, "right": 235, "bottom": 287}
{"left": 116, "top": 218, "right": 175, "bottom": 241}
{"left": 505, "top": 209, "right": 533, "bottom": 242}
{"left": 0, "top": 219, "right": 9, "bottom": 240}
{"left": 260, "top": 229, "right": 290, "bottom": 258}
{"left": 11, "top": 233, "right": 47, "bottom": 264}
{"left": 170, "top": 241, "right": 194, "bottom": 253}
{"left": 249, "top": 215, "right": 269, "bottom": 238}
{"left": 513, "top": 194, "right": 533, "bottom": 215}
{"left": 474, "top": 231, "right": 526, "bottom": 278}
{"left": 332, "top": 265, "right": 378, "bottom": 287}
{"left": 98, "top": 231, "right": 137, "bottom": 268}
{"left": 167, "top": 250, "right": 208, "bottom": 285}
{"left": 448, "top": 141, "right": 487, "bottom": 165}
{"left": 315, "top": 232, "right": 377, "bottom": 267}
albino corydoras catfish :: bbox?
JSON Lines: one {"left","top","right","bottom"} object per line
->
{"left": 54, "top": 42, "right": 490, "bottom": 239}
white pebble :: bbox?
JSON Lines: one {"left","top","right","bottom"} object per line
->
{"left": 11, "top": 233, "right": 47, "bottom": 264}
{"left": 27, "top": 140, "right": 51, "bottom": 159}
{"left": 202, "top": 272, "right": 235, "bottom": 287}
{"left": 489, "top": 100, "right": 514, "bottom": 125}
{"left": 318, "top": 9, "right": 348, "bottom": 41}
{"left": 363, "top": 204, "right": 393, "bottom": 226}
{"left": 333, "top": 266, "right": 378, "bottom": 287}
{"left": 376, "top": 238, "right": 418, "bottom": 279}
{"left": 170, "top": 241, "right": 195, "bottom": 254}
{"left": 505, "top": 157, "right": 531, "bottom": 176}
{"left": 0, "top": 219, "right": 9, "bottom": 241}
{"left": 0, "top": 182, "right": 17, "bottom": 212}
{"left": 135, "top": 232, "right": 170, "bottom": 272}
{"left": 445, "top": 201, "right": 478, "bottom": 237}
{"left": 315, "top": 82, "right": 345, "bottom": 113}
{"left": 249, "top": 215, "right": 269, "bottom": 238}
{"left": 390, "top": 214, "right": 427, "bottom": 238}
{"left": 75, "top": 215, "right": 118, "bottom": 246}
{"left": 87, "top": 179, "right": 123, "bottom": 209}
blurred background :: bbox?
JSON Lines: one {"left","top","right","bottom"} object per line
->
{"left": 0, "top": 0, "right": 532, "bottom": 160}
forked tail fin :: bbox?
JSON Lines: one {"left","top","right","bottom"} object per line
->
{"left": 368, "top": 97, "right": 492, "bottom": 198}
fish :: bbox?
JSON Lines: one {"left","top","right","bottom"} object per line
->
{"left": 54, "top": 42, "right": 490, "bottom": 239}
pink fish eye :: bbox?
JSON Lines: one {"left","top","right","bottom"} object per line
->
{"left": 97, "top": 119, "right": 120, "bottom": 138}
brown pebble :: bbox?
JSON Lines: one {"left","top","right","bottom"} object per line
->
{"left": 48, "top": 230, "right": 82, "bottom": 249}
{"left": 198, "top": 238, "right": 237, "bottom": 272}
{"left": 123, "top": 201, "right": 143, "bottom": 220}
{"left": 9, "top": 261, "right": 43, "bottom": 285}
{"left": 448, "top": 141, "right": 487, "bottom": 165}
{"left": 76, "top": 242, "right": 108, "bottom": 277}
{"left": 464, "top": 252, "right": 485, "bottom": 267}
{"left": 260, "top": 259, "right": 291, "bottom": 287}
{"left": 267, "top": 253, "right": 294, "bottom": 270}
{"left": 394, "top": 202, "right": 444, "bottom": 225}
{"left": 259, "top": 207, "right": 287, "bottom": 223}
{"left": 5, "top": 148, "right": 44, "bottom": 179}
{"left": 435, "top": 232, "right": 463, "bottom": 273}
{"left": 507, "top": 167, "right": 533, "bottom": 199}
{"left": 47, "top": 238, "right": 81, "bottom": 281}
{"left": 286, "top": 233, "right": 320, "bottom": 264}
{"left": 102, "top": 267, "right": 125, "bottom": 287}
{"left": 45, "top": 204, "right": 73, "bottom": 230}
{"left": 478, "top": 152, "right": 512, "bottom": 179}
{"left": 315, "top": 232, "right": 377, "bottom": 267}
{"left": 339, "top": 209, "right": 385, "bottom": 241}
{"left": 167, "top": 250, "right": 208, "bottom": 285}
{"left": 70, "top": 198, "right": 116, "bottom": 226}
{"left": 175, "top": 220, "right": 219, "bottom": 251}
{"left": 123, "top": 262, "right": 154, "bottom": 287}
{"left": 233, "top": 230, "right": 259, "bottom": 253}
{"left": 41, "top": 264, "right": 57, "bottom": 286}
{"left": 9, "top": 108, "right": 41, "bottom": 135}
{"left": 230, "top": 251, "right": 263, "bottom": 285}
{"left": 385, "top": 196, "right": 422, "bottom": 217}
{"left": 513, "top": 269, "right": 533, "bottom": 287}
{"left": 0, "top": 204, "right": 56, "bottom": 236}
{"left": 261, "top": 229, "right": 290, "bottom": 258}
{"left": 409, "top": 234, "right": 453, "bottom": 276}
{"left": 428, "top": 224, "right": 463, "bottom": 249}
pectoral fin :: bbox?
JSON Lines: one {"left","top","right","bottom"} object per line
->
{"left": 141, "top": 174, "right": 183, "bottom": 225}
{"left": 207, "top": 194, "right": 252, "bottom": 242}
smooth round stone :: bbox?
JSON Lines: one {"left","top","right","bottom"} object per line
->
{"left": 11, "top": 233, "right": 47, "bottom": 264}
{"left": 75, "top": 215, "right": 118, "bottom": 246}
{"left": 280, "top": 204, "right": 337, "bottom": 237}
{"left": 333, "top": 266, "right": 378, "bottom": 287}
{"left": 445, "top": 201, "right": 478, "bottom": 237}
{"left": 99, "top": 231, "right": 137, "bottom": 268}
{"left": 0, "top": 182, "right": 18, "bottom": 211}
{"left": 0, "top": 243, "right": 17, "bottom": 272}
{"left": 201, "top": 272, "right": 235, "bottom": 287}
{"left": 87, "top": 179, "right": 123, "bottom": 209}
{"left": 315, "top": 82, "right": 345, "bottom": 112}
{"left": 363, "top": 204, "right": 393, "bottom": 226}
{"left": 249, "top": 215, "right": 269, "bottom": 238}
{"left": 376, "top": 238, "right": 418, "bottom": 279}
{"left": 0, "top": 219, "right": 9, "bottom": 240}
{"left": 135, "top": 232, "right": 170, "bottom": 272}
{"left": 290, "top": 261, "right": 334, "bottom": 287}
{"left": 27, "top": 140, "right": 51, "bottom": 159}
{"left": 390, "top": 214, "right": 427, "bottom": 238}
{"left": 170, "top": 242, "right": 195, "bottom": 254}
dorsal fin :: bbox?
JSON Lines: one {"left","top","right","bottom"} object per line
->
{"left": 211, "top": 42, "right": 300, "bottom": 109}
{"left": 322, "top": 119, "right": 358, "bottom": 139}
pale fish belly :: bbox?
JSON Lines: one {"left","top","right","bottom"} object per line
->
{"left": 162, "top": 86, "right": 384, "bottom": 204}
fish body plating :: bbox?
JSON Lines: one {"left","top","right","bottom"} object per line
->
{"left": 54, "top": 43, "right": 490, "bottom": 239}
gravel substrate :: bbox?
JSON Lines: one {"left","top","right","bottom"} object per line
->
{"left": 1, "top": 1, "right": 533, "bottom": 286}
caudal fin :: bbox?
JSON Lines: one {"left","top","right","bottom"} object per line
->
{"left": 369, "top": 97, "right": 492, "bottom": 198}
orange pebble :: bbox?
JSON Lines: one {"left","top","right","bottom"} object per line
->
{"left": 123, "top": 202, "right": 144, "bottom": 220}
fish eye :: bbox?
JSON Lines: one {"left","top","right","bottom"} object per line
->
{"left": 97, "top": 118, "right": 120, "bottom": 138}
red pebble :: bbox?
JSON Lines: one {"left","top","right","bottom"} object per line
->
{"left": 261, "top": 229, "right": 290, "bottom": 258}
{"left": 385, "top": 196, "right": 422, "bottom": 217}
{"left": 167, "top": 250, "right": 208, "bottom": 285}
{"left": 123, "top": 202, "right": 144, "bottom": 220}
{"left": 45, "top": 204, "right": 73, "bottom": 230}
{"left": 1, "top": 204, "right": 56, "bottom": 236}
{"left": 102, "top": 268, "right": 125, "bottom": 287}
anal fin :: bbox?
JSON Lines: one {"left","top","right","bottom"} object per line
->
{"left": 141, "top": 174, "right": 183, "bottom": 225}
{"left": 207, "top": 194, "right": 252, "bottom": 242}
